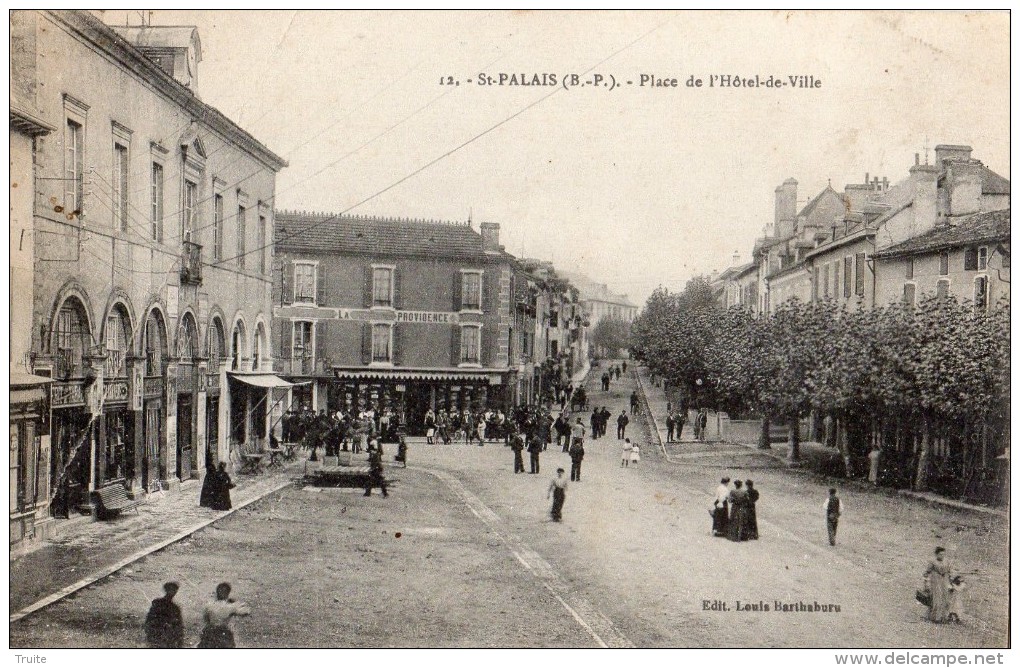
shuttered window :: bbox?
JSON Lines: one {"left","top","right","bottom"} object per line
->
{"left": 460, "top": 326, "right": 481, "bottom": 364}
{"left": 371, "top": 324, "right": 392, "bottom": 363}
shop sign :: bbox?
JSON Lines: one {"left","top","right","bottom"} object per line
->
{"left": 489, "top": 375, "right": 502, "bottom": 385}
{"left": 104, "top": 379, "right": 130, "bottom": 404}
{"left": 51, "top": 382, "right": 86, "bottom": 408}
{"left": 394, "top": 310, "right": 460, "bottom": 324}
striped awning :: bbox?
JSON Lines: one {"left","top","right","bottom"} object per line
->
{"left": 333, "top": 368, "right": 495, "bottom": 382}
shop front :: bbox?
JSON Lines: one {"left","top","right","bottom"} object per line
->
{"left": 10, "top": 373, "right": 54, "bottom": 549}
{"left": 330, "top": 369, "right": 511, "bottom": 435}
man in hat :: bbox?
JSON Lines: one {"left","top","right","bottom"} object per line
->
{"left": 145, "top": 582, "right": 184, "bottom": 648}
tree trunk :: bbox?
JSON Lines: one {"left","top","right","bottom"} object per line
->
{"left": 757, "top": 414, "right": 771, "bottom": 450}
{"left": 835, "top": 415, "right": 851, "bottom": 477}
{"left": 913, "top": 415, "right": 931, "bottom": 492}
{"left": 787, "top": 414, "right": 801, "bottom": 466}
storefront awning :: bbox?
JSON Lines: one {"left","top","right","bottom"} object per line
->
{"left": 11, "top": 387, "right": 47, "bottom": 404}
{"left": 228, "top": 373, "right": 301, "bottom": 389}
{"left": 333, "top": 368, "right": 497, "bottom": 382}
{"left": 11, "top": 372, "right": 55, "bottom": 387}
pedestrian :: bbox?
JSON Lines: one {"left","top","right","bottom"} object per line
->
{"left": 822, "top": 487, "right": 842, "bottom": 546}
{"left": 745, "top": 480, "right": 759, "bottom": 540}
{"left": 568, "top": 437, "right": 585, "bottom": 482}
{"left": 922, "top": 547, "right": 954, "bottom": 623}
{"left": 621, "top": 361, "right": 627, "bottom": 374}
{"left": 712, "top": 478, "right": 730, "bottom": 537}
{"left": 675, "top": 408, "right": 687, "bottom": 442}
{"left": 666, "top": 413, "right": 675, "bottom": 442}
{"left": 629, "top": 442, "right": 641, "bottom": 465}
{"left": 697, "top": 409, "right": 709, "bottom": 442}
{"left": 868, "top": 446, "right": 882, "bottom": 485}
{"left": 527, "top": 433, "right": 543, "bottom": 474}
{"left": 395, "top": 434, "right": 409, "bottom": 468}
{"left": 197, "top": 582, "right": 250, "bottom": 648}
{"left": 630, "top": 390, "right": 639, "bottom": 414}
{"left": 617, "top": 410, "right": 629, "bottom": 440}
{"left": 145, "top": 581, "right": 184, "bottom": 648}
{"left": 589, "top": 409, "right": 599, "bottom": 440}
{"left": 727, "top": 480, "right": 749, "bottom": 542}
{"left": 601, "top": 407, "right": 611, "bottom": 438}
{"left": 424, "top": 409, "right": 436, "bottom": 444}
{"left": 621, "top": 438, "right": 632, "bottom": 467}
{"left": 199, "top": 460, "right": 217, "bottom": 509}
{"left": 548, "top": 468, "right": 568, "bottom": 522}
{"left": 210, "top": 462, "right": 234, "bottom": 511}
{"left": 511, "top": 430, "right": 525, "bottom": 474}
{"left": 364, "top": 447, "right": 389, "bottom": 497}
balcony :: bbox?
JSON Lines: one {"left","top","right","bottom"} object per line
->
{"left": 180, "top": 240, "right": 203, "bottom": 285}
{"left": 103, "top": 349, "right": 126, "bottom": 379}
{"left": 54, "top": 348, "right": 85, "bottom": 380}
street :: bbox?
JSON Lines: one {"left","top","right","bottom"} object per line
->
{"left": 9, "top": 366, "right": 1007, "bottom": 648}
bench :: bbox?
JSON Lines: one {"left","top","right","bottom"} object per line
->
{"left": 306, "top": 465, "right": 396, "bottom": 489}
{"left": 92, "top": 484, "right": 143, "bottom": 520}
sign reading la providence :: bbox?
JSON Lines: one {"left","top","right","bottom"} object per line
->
{"left": 394, "top": 311, "right": 458, "bottom": 324}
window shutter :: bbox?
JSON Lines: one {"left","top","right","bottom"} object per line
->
{"left": 393, "top": 269, "right": 402, "bottom": 310}
{"left": 452, "top": 271, "right": 463, "bottom": 311}
{"left": 964, "top": 248, "right": 978, "bottom": 271}
{"left": 450, "top": 326, "right": 462, "bottom": 366}
{"left": 315, "top": 321, "right": 327, "bottom": 372}
{"left": 280, "top": 322, "right": 293, "bottom": 366}
{"left": 316, "top": 265, "right": 326, "bottom": 306}
{"left": 364, "top": 265, "right": 374, "bottom": 308}
{"left": 361, "top": 323, "right": 372, "bottom": 365}
{"left": 855, "top": 253, "right": 866, "bottom": 296}
{"left": 483, "top": 270, "right": 497, "bottom": 313}
{"left": 843, "top": 258, "right": 852, "bottom": 298}
{"left": 903, "top": 284, "right": 916, "bottom": 307}
{"left": 392, "top": 324, "right": 402, "bottom": 366}
{"left": 481, "top": 325, "right": 497, "bottom": 367}
{"left": 281, "top": 260, "right": 293, "bottom": 305}
{"left": 24, "top": 422, "right": 36, "bottom": 505}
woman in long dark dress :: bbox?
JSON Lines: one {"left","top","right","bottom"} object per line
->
{"left": 712, "top": 478, "right": 730, "bottom": 537}
{"left": 727, "top": 480, "right": 749, "bottom": 541}
{"left": 745, "top": 480, "right": 759, "bottom": 540}
{"left": 211, "top": 462, "right": 234, "bottom": 511}
{"left": 199, "top": 460, "right": 217, "bottom": 508}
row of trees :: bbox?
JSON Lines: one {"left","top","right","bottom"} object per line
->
{"left": 629, "top": 277, "right": 1009, "bottom": 502}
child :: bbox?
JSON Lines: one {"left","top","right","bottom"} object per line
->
{"left": 630, "top": 442, "right": 641, "bottom": 465}
{"left": 622, "top": 438, "right": 632, "bottom": 467}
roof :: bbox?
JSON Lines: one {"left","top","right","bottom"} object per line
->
{"left": 797, "top": 185, "right": 841, "bottom": 220}
{"left": 872, "top": 209, "right": 1010, "bottom": 259}
{"left": 108, "top": 25, "right": 202, "bottom": 61}
{"left": 559, "top": 271, "right": 636, "bottom": 307}
{"left": 981, "top": 166, "right": 1011, "bottom": 195}
{"left": 274, "top": 211, "right": 502, "bottom": 259}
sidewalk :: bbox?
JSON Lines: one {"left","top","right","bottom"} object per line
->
{"left": 10, "top": 458, "right": 305, "bottom": 621}
{"left": 632, "top": 364, "right": 1006, "bottom": 519}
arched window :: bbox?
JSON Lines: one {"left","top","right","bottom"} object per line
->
{"left": 231, "top": 322, "right": 246, "bottom": 371}
{"left": 144, "top": 310, "right": 167, "bottom": 377}
{"left": 104, "top": 305, "right": 131, "bottom": 378}
{"left": 208, "top": 317, "right": 225, "bottom": 369}
{"left": 54, "top": 298, "right": 89, "bottom": 379}
{"left": 177, "top": 314, "right": 197, "bottom": 363}
{"left": 252, "top": 324, "right": 266, "bottom": 371}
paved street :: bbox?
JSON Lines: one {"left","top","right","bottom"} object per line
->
{"left": 9, "top": 364, "right": 1007, "bottom": 648}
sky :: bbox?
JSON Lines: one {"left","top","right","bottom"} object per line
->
{"left": 108, "top": 10, "right": 1010, "bottom": 306}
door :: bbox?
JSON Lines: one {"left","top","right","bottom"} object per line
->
{"left": 177, "top": 395, "right": 193, "bottom": 480}
{"left": 206, "top": 397, "right": 219, "bottom": 469}
{"left": 144, "top": 400, "right": 162, "bottom": 490}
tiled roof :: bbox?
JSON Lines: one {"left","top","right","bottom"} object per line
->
{"left": 981, "top": 166, "right": 1011, "bottom": 195}
{"left": 872, "top": 209, "right": 1010, "bottom": 258}
{"left": 798, "top": 185, "right": 841, "bottom": 220}
{"left": 274, "top": 211, "right": 496, "bottom": 259}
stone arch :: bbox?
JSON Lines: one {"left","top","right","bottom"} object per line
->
{"left": 50, "top": 292, "right": 93, "bottom": 379}
{"left": 207, "top": 311, "right": 227, "bottom": 368}
{"left": 229, "top": 313, "right": 247, "bottom": 371}
{"left": 100, "top": 299, "right": 135, "bottom": 378}
{"left": 252, "top": 313, "right": 269, "bottom": 372}
{"left": 141, "top": 304, "right": 170, "bottom": 377}
{"left": 176, "top": 310, "right": 199, "bottom": 362}
{"left": 48, "top": 280, "right": 97, "bottom": 353}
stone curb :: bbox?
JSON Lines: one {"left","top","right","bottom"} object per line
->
{"left": 10, "top": 477, "right": 296, "bottom": 624}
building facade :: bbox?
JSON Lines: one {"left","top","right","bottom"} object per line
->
{"left": 12, "top": 10, "right": 286, "bottom": 524}
{"left": 272, "top": 212, "right": 516, "bottom": 434}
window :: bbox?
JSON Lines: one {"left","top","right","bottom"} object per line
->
{"left": 978, "top": 247, "right": 988, "bottom": 271}
{"left": 150, "top": 163, "right": 164, "bottom": 241}
{"left": 974, "top": 276, "right": 989, "bottom": 311}
{"left": 372, "top": 267, "right": 393, "bottom": 307}
{"left": 371, "top": 324, "right": 392, "bottom": 363}
{"left": 854, "top": 253, "right": 866, "bottom": 296}
{"left": 903, "top": 283, "right": 916, "bottom": 307}
{"left": 237, "top": 206, "right": 247, "bottom": 269}
{"left": 936, "top": 279, "right": 950, "bottom": 301}
{"left": 259, "top": 215, "right": 267, "bottom": 274}
{"left": 55, "top": 304, "right": 86, "bottom": 378}
{"left": 105, "top": 312, "right": 129, "bottom": 378}
{"left": 460, "top": 325, "right": 481, "bottom": 364}
{"left": 964, "top": 248, "right": 978, "bottom": 271}
{"left": 212, "top": 194, "right": 224, "bottom": 260}
{"left": 294, "top": 263, "right": 316, "bottom": 303}
{"left": 112, "top": 143, "right": 128, "bottom": 231}
{"left": 843, "top": 257, "right": 852, "bottom": 298}
{"left": 906, "top": 257, "right": 914, "bottom": 280}
{"left": 65, "top": 120, "right": 84, "bottom": 214}
{"left": 144, "top": 313, "right": 164, "bottom": 376}
{"left": 292, "top": 321, "right": 313, "bottom": 361}
{"left": 182, "top": 180, "right": 197, "bottom": 239}
{"left": 461, "top": 271, "right": 483, "bottom": 311}
{"left": 939, "top": 251, "right": 949, "bottom": 275}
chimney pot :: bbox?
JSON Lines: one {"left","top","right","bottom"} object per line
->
{"left": 915, "top": 153, "right": 920, "bottom": 166}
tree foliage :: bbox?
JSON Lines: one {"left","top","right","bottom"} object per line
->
{"left": 591, "top": 317, "right": 632, "bottom": 355}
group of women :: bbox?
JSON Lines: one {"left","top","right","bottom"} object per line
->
{"left": 711, "top": 477, "right": 759, "bottom": 541}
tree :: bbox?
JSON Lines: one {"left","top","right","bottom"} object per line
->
{"left": 591, "top": 317, "right": 631, "bottom": 356}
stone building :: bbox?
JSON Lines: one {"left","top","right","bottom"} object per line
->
{"left": 11, "top": 10, "right": 286, "bottom": 525}
{"left": 272, "top": 212, "right": 516, "bottom": 434}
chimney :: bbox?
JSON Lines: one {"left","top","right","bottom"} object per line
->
{"left": 480, "top": 222, "right": 500, "bottom": 253}
{"left": 732, "top": 250, "right": 741, "bottom": 266}
{"left": 110, "top": 25, "right": 203, "bottom": 93}
{"left": 935, "top": 144, "right": 973, "bottom": 165}
{"left": 909, "top": 163, "right": 940, "bottom": 236}
{"left": 915, "top": 153, "right": 920, "bottom": 166}
{"left": 944, "top": 160, "right": 984, "bottom": 218}
{"left": 774, "top": 178, "right": 798, "bottom": 238}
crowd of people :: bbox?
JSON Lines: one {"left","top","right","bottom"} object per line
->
{"left": 282, "top": 405, "right": 402, "bottom": 460}
{"left": 711, "top": 477, "right": 760, "bottom": 542}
